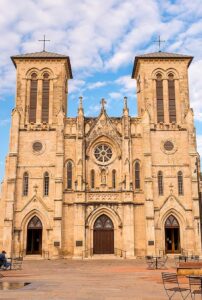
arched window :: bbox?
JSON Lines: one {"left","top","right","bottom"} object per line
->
{"left": 44, "top": 172, "right": 49, "bottom": 196}
{"left": 23, "top": 172, "right": 29, "bottom": 196}
{"left": 168, "top": 74, "right": 176, "bottom": 122}
{"left": 28, "top": 216, "right": 42, "bottom": 229}
{"left": 42, "top": 72, "right": 50, "bottom": 123}
{"left": 178, "top": 171, "right": 183, "bottom": 195}
{"left": 135, "top": 161, "right": 140, "bottom": 189}
{"left": 112, "top": 170, "right": 116, "bottom": 189}
{"left": 91, "top": 170, "right": 95, "bottom": 189}
{"left": 156, "top": 73, "right": 164, "bottom": 122}
{"left": 158, "top": 171, "right": 163, "bottom": 195}
{"left": 67, "top": 161, "right": 72, "bottom": 189}
{"left": 29, "top": 73, "right": 38, "bottom": 123}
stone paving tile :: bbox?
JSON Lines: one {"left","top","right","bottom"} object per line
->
{"left": 0, "top": 258, "right": 186, "bottom": 300}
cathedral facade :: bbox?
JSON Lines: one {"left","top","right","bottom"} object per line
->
{"left": 0, "top": 50, "right": 201, "bottom": 259}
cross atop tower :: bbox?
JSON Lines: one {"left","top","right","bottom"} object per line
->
{"left": 154, "top": 35, "right": 165, "bottom": 52}
{"left": 38, "top": 35, "right": 50, "bottom": 52}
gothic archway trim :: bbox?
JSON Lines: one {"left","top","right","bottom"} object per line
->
{"left": 85, "top": 206, "right": 122, "bottom": 229}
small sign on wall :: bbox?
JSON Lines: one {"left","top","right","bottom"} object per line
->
{"left": 76, "top": 240, "right": 83, "bottom": 247}
{"left": 54, "top": 241, "right": 60, "bottom": 247}
{"left": 148, "top": 240, "right": 154, "bottom": 246}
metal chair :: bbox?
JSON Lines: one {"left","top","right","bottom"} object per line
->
{"left": 188, "top": 276, "right": 202, "bottom": 300}
{"left": 158, "top": 255, "right": 168, "bottom": 269}
{"left": 11, "top": 257, "right": 23, "bottom": 270}
{"left": 162, "top": 272, "right": 191, "bottom": 299}
{"left": 145, "top": 255, "right": 155, "bottom": 269}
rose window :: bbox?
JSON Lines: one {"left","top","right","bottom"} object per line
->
{"left": 94, "top": 144, "right": 112, "bottom": 163}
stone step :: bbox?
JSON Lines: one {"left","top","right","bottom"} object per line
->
{"left": 23, "top": 255, "right": 43, "bottom": 260}
{"left": 85, "top": 254, "right": 124, "bottom": 260}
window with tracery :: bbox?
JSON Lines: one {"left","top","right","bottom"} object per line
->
{"left": 158, "top": 171, "right": 163, "bottom": 195}
{"left": 112, "top": 169, "right": 116, "bottom": 189}
{"left": 94, "top": 144, "right": 112, "bottom": 163}
{"left": 28, "top": 216, "right": 42, "bottom": 229}
{"left": 135, "top": 161, "right": 140, "bottom": 189}
{"left": 44, "top": 172, "right": 49, "bottom": 196}
{"left": 42, "top": 73, "right": 50, "bottom": 123}
{"left": 156, "top": 73, "right": 164, "bottom": 122}
{"left": 178, "top": 171, "right": 183, "bottom": 195}
{"left": 168, "top": 74, "right": 176, "bottom": 122}
{"left": 23, "top": 172, "right": 29, "bottom": 196}
{"left": 29, "top": 73, "right": 38, "bottom": 123}
{"left": 165, "top": 215, "right": 179, "bottom": 228}
{"left": 94, "top": 215, "right": 114, "bottom": 229}
{"left": 67, "top": 161, "right": 73, "bottom": 189}
{"left": 91, "top": 169, "right": 95, "bottom": 189}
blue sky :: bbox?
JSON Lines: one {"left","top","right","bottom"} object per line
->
{"left": 0, "top": 0, "right": 202, "bottom": 181}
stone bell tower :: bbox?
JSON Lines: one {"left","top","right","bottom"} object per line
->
{"left": 132, "top": 52, "right": 193, "bottom": 124}
{"left": 132, "top": 52, "right": 201, "bottom": 255}
{"left": 2, "top": 50, "right": 72, "bottom": 258}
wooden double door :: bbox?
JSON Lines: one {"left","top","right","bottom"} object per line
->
{"left": 93, "top": 215, "right": 114, "bottom": 254}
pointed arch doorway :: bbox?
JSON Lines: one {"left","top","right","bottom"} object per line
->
{"left": 26, "top": 216, "right": 42, "bottom": 255}
{"left": 165, "top": 215, "right": 180, "bottom": 254}
{"left": 93, "top": 214, "right": 114, "bottom": 254}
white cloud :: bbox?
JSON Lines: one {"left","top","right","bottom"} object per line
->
{"left": 115, "top": 76, "right": 135, "bottom": 94}
{"left": 68, "top": 79, "right": 85, "bottom": 94}
{"left": 109, "top": 92, "right": 122, "bottom": 100}
{"left": 189, "top": 60, "right": 202, "bottom": 122}
{"left": 87, "top": 81, "right": 108, "bottom": 90}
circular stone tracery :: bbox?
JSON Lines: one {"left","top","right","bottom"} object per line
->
{"left": 33, "top": 141, "right": 43, "bottom": 152}
{"left": 94, "top": 144, "right": 112, "bottom": 163}
{"left": 164, "top": 141, "right": 174, "bottom": 151}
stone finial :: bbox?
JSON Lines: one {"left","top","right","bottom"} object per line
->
{"left": 124, "top": 96, "right": 128, "bottom": 109}
{"left": 100, "top": 98, "right": 107, "bottom": 110}
{"left": 79, "top": 96, "right": 83, "bottom": 109}
{"left": 33, "top": 184, "right": 38, "bottom": 195}
{"left": 78, "top": 96, "right": 84, "bottom": 116}
{"left": 169, "top": 183, "right": 173, "bottom": 195}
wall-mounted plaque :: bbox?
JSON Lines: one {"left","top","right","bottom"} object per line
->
{"left": 54, "top": 241, "right": 60, "bottom": 247}
{"left": 76, "top": 240, "right": 83, "bottom": 247}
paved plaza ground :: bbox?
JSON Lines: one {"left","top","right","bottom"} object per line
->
{"left": 0, "top": 257, "right": 189, "bottom": 300}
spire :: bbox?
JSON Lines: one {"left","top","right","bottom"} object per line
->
{"left": 123, "top": 96, "right": 129, "bottom": 115}
{"left": 78, "top": 96, "right": 84, "bottom": 115}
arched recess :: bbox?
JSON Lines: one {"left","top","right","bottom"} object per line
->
{"left": 20, "top": 209, "right": 51, "bottom": 256}
{"left": 85, "top": 206, "right": 122, "bottom": 254}
{"left": 164, "top": 215, "right": 180, "bottom": 254}
{"left": 158, "top": 207, "right": 186, "bottom": 255}
{"left": 26, "top": 216, "right": 43, "bottom": 255}
{"left": 93, "top": 214, "right": 114, "bottom": 254}
{"left": 151, "top": 68, "right": 165, "bottom": 80}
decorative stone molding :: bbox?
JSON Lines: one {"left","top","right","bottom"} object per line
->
{"left": 88, "top": 193, "right": 120, "bottom": 202}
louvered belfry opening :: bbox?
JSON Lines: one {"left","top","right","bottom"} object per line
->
{"left": 156, "top": 73, "right": 164, "bottom": 123}
{"left": 168, "top": 74, "right": 176, "bottom": 122}
{"left": 29, "top": 73, "right": 38, "bottom": 123}
{"left": 42, "top": 73, "right": 50, "bottom": 123}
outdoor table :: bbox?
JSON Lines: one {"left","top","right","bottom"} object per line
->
{"left": 153, "top": 256, "right": 161, "bottom": 269}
